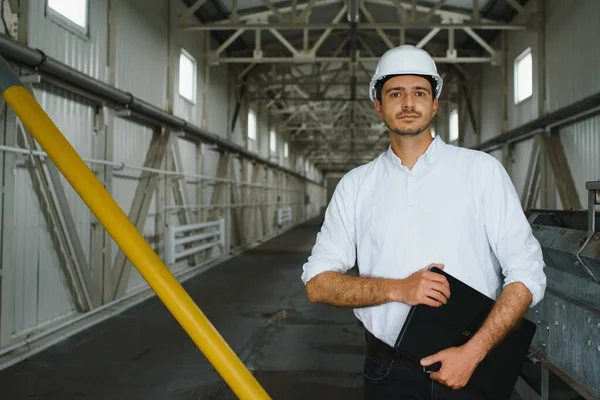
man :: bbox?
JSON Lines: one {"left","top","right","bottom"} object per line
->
{"left": 300, "top": 45, "right": 546, "bottom": 399}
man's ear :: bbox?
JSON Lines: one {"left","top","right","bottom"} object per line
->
{"left": 375, "top": 99, "right": 383, "bottom": 118}
{"left": 432, "top": 98, "right": 439, "bottom": 117}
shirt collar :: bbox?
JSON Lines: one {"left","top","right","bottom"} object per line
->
{"left": 386, "top": 134, "right": 445, "bottom": 168}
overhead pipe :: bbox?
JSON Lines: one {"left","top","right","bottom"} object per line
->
{"left": 0, "top": 54, "right": 271, "bottom": 400}
{"left": 0, "top": 35, "right": 320, "bottom": 185}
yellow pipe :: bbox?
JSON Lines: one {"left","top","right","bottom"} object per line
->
{"left": 2, "top": 85, "right": 270, "bottom": 400}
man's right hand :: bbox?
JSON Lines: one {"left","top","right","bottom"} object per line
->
{"left": 388, "top": 264, "right": 451, "bottom": 307}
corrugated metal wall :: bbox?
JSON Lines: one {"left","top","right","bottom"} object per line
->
{"left": 27, "top": 0, "right": 108, "bottom": 81}
{"left": 480, "top": 63, "right": 504, "bottom": 142}
{"left": 476, "top": 0, "right": 599, "bottom": 205}
{"left": 545, "top": 0, "right": 600, "bottom": 113}
{"left": 114, "top": 0, "right": 168, "bottom": 108}
{"left": 0, "top": 0, "right": 326, "bottom": 360}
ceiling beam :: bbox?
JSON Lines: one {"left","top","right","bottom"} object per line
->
{"left": 183, "top": 21, "right": 526, "bottom": 30}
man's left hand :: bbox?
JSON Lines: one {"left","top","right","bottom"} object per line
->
{"left": 420, "top": 344, "right": 485, "bottom": 390}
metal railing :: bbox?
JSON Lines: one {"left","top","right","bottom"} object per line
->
{"left": 0, "top": 54, "right": 271, "bottom": 399}
{"left": 277, "top": 206, "right": 293, "bottom": 226}
{"left": 165, "top": 219, "right": 225, "bottom": 265}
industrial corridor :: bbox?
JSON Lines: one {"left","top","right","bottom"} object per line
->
{"left": 0, "top": 0, "right": 599, "bottom": 399}
{"left": 0, "top": 219, "right": 367, "bottom": 399}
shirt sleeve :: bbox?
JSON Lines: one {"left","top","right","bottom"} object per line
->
{"left": 301, "top": 174, "right": 357, "bottom": 284}
{"left": 482, "top": 158, "right": 547, "bottom": 307}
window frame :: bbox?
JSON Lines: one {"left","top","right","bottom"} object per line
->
{"left": 514, "top": 47, "right": 533, "bottom": 105}
{"left": 179, "top": 49, "right": 197, "bottom": 104}
{"left": 46, "top": 0, "right": 90, "bottom": 38}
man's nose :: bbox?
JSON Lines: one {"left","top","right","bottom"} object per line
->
{"left": 402, "top": 93, "right": 415, "bottom": 108}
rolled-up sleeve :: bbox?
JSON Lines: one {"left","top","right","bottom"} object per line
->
{"left": 483, "top": 158, "right": 547, "bottom": 306}
{"left": 301, "top": 174, "right": 357, "bottom": 284}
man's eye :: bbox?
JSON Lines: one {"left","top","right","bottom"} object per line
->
{"left": 391, "top": 92, "right": 400, "bottom": 97}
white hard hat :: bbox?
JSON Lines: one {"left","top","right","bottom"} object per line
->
{"left": 369, "top": 45, "right": 443, "bottom": 102}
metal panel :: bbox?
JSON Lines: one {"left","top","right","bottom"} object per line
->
{"left": 207, "top": 63, "right": 231, "bottom": 138}
{"left": 13, "top": 166, "right": 76, "bottom": 337}
{"left": 510, "top": 138, "right": 535, "bottom": 199}
{"left": 27, "top": 0, "right": 108, "bottom": 81}
{"left": 559, "top": 115, "right": 600, "bottom": 207}
{"left": 110, "top": 116, "right": 153, "bottom": 270}
{"left": 545, "top": 0, "right": 600, "bottom": 113}
{"left": 176, "top": 137, "right": 198, "bottom": 205}
{"left": 33, "top": 84, "right": 95, "bottom": 265}
{"left": 507, "top": 29, "right": 539, "bottom": 130}
{"left": 115, "top": 0, "right": 169, "bottom": 108}
{"left": 529, "top": 289, "right": 600, "bottom": 398}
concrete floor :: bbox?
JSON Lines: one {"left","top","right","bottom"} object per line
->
{"left": 0, "top": 219, "right": 570, "bottom": 400}
{"left": 0, "top": 220, "right": 365, "bottom": 399}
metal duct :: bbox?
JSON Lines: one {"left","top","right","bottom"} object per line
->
{"left": 525, "top": 180, "right": 600, "bottom": 398}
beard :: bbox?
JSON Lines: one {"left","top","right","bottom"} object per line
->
{"left": 384, "top": 111, "right": 434, "bottom": 137}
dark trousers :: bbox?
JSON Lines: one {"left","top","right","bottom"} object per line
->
{"left": 364, "top": 331, "right": 488, "bottom": 400}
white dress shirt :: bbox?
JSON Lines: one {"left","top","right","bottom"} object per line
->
{"left": 301, "top": 135, "right": 546, "bottom": 347}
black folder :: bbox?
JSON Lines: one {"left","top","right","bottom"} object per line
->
{"left": 394, "top": 267, "right": 537, "bottom": 400}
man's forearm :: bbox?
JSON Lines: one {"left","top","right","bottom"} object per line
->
{"left": 465, "top": 282, "right": 533, "bottom": 359}
{"left": 306, "top": 271, "right": 393, "bottom": 308}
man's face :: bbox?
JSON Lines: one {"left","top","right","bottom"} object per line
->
{"left": 375, "top": 75, "right": 438, "bottom": 137}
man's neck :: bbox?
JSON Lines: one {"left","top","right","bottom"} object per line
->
{"left": 390, "top": 132, "right": 434, "bottom": 170}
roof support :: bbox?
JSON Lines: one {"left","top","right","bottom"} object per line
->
{"left": 182, "top": 22, "right": 527, "bottom": 30}
{"left": 360, "top": 2, "right": 394, "bottom": 49}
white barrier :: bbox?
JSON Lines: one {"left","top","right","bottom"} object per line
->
{"left": 277, "top": 206, "right": 292, "bottom": 226}
{"left": 165, "top": 219, "right": 225, "bottom": 264}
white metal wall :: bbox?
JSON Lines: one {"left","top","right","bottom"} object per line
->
{"left": 545, "top": 0, "right": 600, "bottom": 113}
{"left": 477, "top": 0, "right": 600, "bottom": 204}
{"left": 480, "top": 63, "right": 504, "bottom": 143}
{"left": 114, "top": 0, "right": 168, "bottom": 108}
{"left": 0, "top": 0, "right": 326, "bottom": 367}
{"left": 27, "top": 0, "right": 108, "bottom": 81}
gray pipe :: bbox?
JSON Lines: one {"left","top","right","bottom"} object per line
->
{"left": 0, "top": 35, "right": 319, "bottom": 184}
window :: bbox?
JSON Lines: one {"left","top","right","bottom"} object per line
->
{"left": 247, "top": 110, "right": 257, "bottom": 141}
{"left": 270, "top": 129, "right": 276, "bottom": 153}
{"left": 449, "top": 109, "right": 459, "bottom": 142}
{"left": 284, "top": 142, "right": 289, "bottom": 158}
{"left": 179, "top": 50, "right": 196, "bottom": 103}
{"left": 514, "top": 47, "right": 533, "bottom": 104}
{"left": 48, "top": 0, "right": 88, "bottom": 29}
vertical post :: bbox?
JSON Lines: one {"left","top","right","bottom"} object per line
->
{"left": 540, "top": 364, "right": 549, "bottom": 400}
{"left": 91, "top": 105, "right": 115, "bottom": 304}
{"left": 165, "top": 226, "right": 175, "bottom": 265}
{"left": 219, "top": 218, "right": 225, "bottom": 250}
{"left": 537, "top": 0, "right": 546, "bottom": 118}
{"left": 0, "top": 105, "right": 18, "bottom": 348}
{"left": 196, "top": 143, "right": 204, "bottom": 223}
{"left": 587, "top": 183, "right": 597, "bottom": 234}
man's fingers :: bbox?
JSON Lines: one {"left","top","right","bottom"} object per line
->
{"left": 421, "top": 285, "right": 449, "bottom": 305}
{"left": 430, "top": 281, "right": 451, "bottom": 300}
{"left": 422, "top": 296, "right": 444, "bottom": 307}
{"left": 424, "top": 270, "right": 450, "bottom": 286}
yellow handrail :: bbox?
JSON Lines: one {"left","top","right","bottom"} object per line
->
{"left": 0, "top": 57, "right": 270, "bottom": 400}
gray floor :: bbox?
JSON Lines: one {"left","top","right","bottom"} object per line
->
{"left": 0, "top": 220, "right": 365, "bottom": 399}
